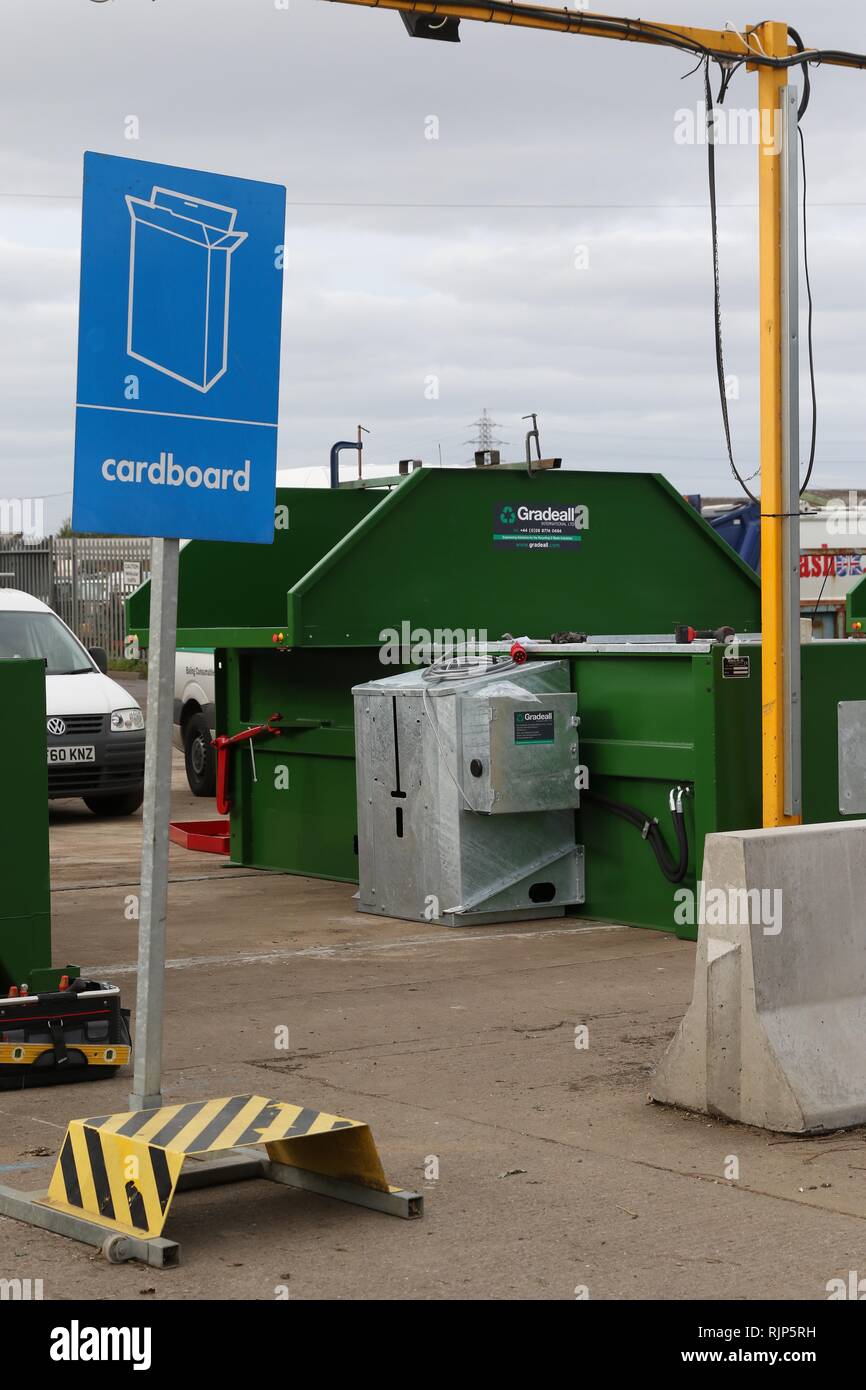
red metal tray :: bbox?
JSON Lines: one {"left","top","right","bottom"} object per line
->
{"left": 169, "top": 819, "right": 230, "bottom": 855}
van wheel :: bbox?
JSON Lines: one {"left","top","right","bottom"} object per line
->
{"left": 84, "top": 788, "right": 144, "bottom": 817}
{"left": 184, "top": 712, "right": 216, "bottom": 797}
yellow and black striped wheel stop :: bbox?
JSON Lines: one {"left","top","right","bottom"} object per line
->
{"left": 40, "top": 1094, "right": 404, "bottom": 1240}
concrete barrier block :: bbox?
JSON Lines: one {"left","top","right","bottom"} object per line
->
{"left": 651, "top": 820, "right": 866, "bottom": 1133}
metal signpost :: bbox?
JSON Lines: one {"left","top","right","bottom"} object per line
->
{"left": 72, "top": 151, "right": 285, "bottom": 1108}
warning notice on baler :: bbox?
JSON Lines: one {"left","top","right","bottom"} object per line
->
{"left": 514, "top": 709, "right": 555, "bottom": 743}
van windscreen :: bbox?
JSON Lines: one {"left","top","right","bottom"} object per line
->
{"left": 0, "top": 612, "right": 92, "bottom": 675}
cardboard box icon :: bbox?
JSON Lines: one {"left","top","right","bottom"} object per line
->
{"left": 125, "top": 187, "right": 248, "bottom": 393}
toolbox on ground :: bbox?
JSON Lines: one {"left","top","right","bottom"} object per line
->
{"left": 0, "top": 981, "right": 131, "bottom": 1091}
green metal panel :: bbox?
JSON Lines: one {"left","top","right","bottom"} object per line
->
{"left": 127, "top": 486, "right": 382, "bottom": 647}
{"left": 285, "top": 470, "right": 760, "bottom": 645}
{"left": 128, "top": 470, "right": 761, "bottom": 648}
{"left": 572, "top": 645, "right": 761, "bottom": 938}
{"left": 572, "top": 638, "right": 866, "bottom": 937}
{"left": 846, "top": 573, "right": 866, "bottom": 634}
{"left": 0, "top": 661, "right": 74, "bottom": 990}
{"left": 801, "top": 640, "right": 866, "bottom": 821}
{"left": 221, "top": 646, "right": 393, "bottom": 881}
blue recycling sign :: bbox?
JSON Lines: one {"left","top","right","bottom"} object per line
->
{"left": 72, "top": 152, "right": 286, "bottom": 543}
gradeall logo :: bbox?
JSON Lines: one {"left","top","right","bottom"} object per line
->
{"left": 499, "top": 505, "right": 516, "bottom": 525}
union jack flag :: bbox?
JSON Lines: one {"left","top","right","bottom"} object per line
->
{"left": 835, "top": 553, "right": 864, "bottom": 578}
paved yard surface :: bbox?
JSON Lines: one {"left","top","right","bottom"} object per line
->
{"left": 2, "top": 682, "right": 865, "bottom": 1299}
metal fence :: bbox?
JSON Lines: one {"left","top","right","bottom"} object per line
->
{"left": 0, "top": 536, "right": 151, "bottom": 659}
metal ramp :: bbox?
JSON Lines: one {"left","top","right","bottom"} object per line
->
{"left": 0, "top": 1093, "right": 422, "bottom": 1267}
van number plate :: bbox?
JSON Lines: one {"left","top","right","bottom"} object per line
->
{"left": 47, "top": 746, "right": 96, "bottom": 764}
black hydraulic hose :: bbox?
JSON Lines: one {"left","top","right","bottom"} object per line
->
{"left": 584, "top": 791, "right": 644, "bottom": 830}
{"left": 676, "top": 806, "right": 688, "bottom": 870}
{"left": 583, "top": 789, "right": 690, "bottom": 885}
{"left": 646, "top": 818, "right": 687, "bottom": 885}
{"left": 670, "top": 798, "right": 689, "bottom": 881}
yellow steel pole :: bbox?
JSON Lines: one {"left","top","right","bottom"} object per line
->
{"left": 753, "top": 21, "right": 800, "bottom": 827}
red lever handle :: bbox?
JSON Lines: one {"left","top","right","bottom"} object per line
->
{"left": 212, "top": 714, "right": 281, "bottom": 815}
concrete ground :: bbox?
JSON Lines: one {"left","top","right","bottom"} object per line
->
{"left": 2, "top": 677, "right": 866, "bottom": 1300}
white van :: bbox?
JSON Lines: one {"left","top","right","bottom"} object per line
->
{"left": 174, "top": 648, "right": 216, "bottom": 796}
{"left": 0, "top": 589, "right": 145, "bottom": 816}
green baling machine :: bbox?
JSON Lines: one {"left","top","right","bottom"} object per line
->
{"left": 127, "top": 465, "right": 866, "bottom": 940}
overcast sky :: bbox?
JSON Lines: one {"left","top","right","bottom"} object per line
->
{"left": 1, "top": 0, "right": 865, "bottom": 532}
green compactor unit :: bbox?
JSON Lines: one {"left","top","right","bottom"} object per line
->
{"left": 128, "top": 465, "right": 866, "bottom": 941}
{"left": 0, "top": 659, "right": 130, "bottom": 1088}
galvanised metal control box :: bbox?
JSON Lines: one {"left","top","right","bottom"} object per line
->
{"left": 353, "top": 658, "right": 584, "bottom": 926}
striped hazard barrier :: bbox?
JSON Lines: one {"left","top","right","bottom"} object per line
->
{"left": 36, "top": 1093, "right": 421, "bottom": 1250}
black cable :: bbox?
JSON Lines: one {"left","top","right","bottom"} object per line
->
{"left": 674, "top": 802, "right": 688, "bottom": 869}
{"left": 798, "top": 125, "right": 818, "bottom": 495}
{"left": 785, "top": 25, "right": 817, "bottom": 497}
{"left": 583, "top": 789, "right": 690, "bottom": 885}
{"left": 717, "top": 60, "right": 744, "bottom": 104}
{"left": 646, "top": 820, "right": 687, "bottom": 884}
{"left": 652, "top": 804, "right": 689, "bottom": 883}
{"left": 813, "top": 560, "right": 831, "bottom": 613}
{"left": 786, "top": 24, "right": 811, "bottom": 117}
{"left": 704, "top": 29, "right": 817, "bottom": 505}
{"left": 366, "top": 4, "right": 866, "bottom": 74}
{"left": 680, "top": 52, "right": 706, "bottom": 82}
{"left": 704, "top": 60, "right": 760, "bottom": 502}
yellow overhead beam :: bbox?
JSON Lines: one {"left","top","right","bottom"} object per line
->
{"left": 323, "top": 2, "right": 835, "bottom": 64}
